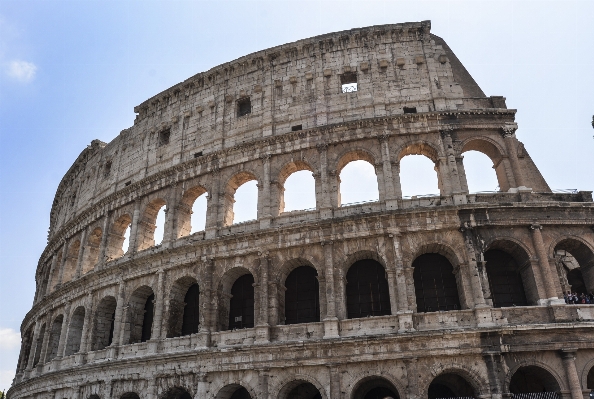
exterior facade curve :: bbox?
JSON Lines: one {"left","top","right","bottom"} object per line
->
{"left": 9, "top": 20, "right": 594, "bottom": 399}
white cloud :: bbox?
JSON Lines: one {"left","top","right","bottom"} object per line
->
{"left": 0, "top": 328, "right": 20, "bottom": 351}
{"left": 0, "top": 369, "right": 15, "bottom": 392}
{"left": 5, "top": 60, "right": 37, "bottom": 83}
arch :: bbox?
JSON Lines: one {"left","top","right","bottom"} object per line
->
{"left": 92, "top": 295, "right": 117, "bottom": 350}
{"left": 461, "top": 137, "right": 509, "bottom": 192}
{"left": 137, "top": 198, "right": 167, "bottom": 251}
{"left": 215, "top": 384, "right": 254, "bottom": 399}
{"left": 126, "top": 285, "right": 155, "bottom": 344}
{"left": 120, "top": 393, "right": 140, "bottom": 399}
{"left": 284, "top": 266, "right": 320, "bottom": 325}
{"left": 46, "top": 314, "right": 64, "bottom": 361}
{"left": 586, "top": 362, "right": 594, "bottom": 390}
{"left": 276, "top": 377, "right": 328, "bottom": 399}
{"left": 397, "top": 142, "right": 442, "bottom": 198}
{"left": 509, "top": 365, "right": 562, "bottom": 393}
{"left": 167, "top": 276, "right": 200, "bottom": 338}
{"left": 18, "top": 326, "right": 34, "bottom": 371}
{"left": 32, "top": 323, "right": 46, "bottom": 367}
{"left": 161, "top": 387, "right": 193, "bottom": 399}
{"left": 413, "top": 253, "right": 461, "bottom": 312}
{"left": 336, "top": 150, "right": 380, "bottom": 206}
{"left": 428, "top": 372, "right": 476, "bottom": 399}
{"left": 278, "top": 161, "right": 316, "bottom": 213}
{"left": 83, "top": 227, "right": 103, "bottom": 274}
{"left": 484, "top": 249, "right": 528, "bottom": 307}
{"left": 223, "top": 171, "right": 259, "bottom": 226}
{"left": 336, "top": 149, "right": 377, "bottom": 174}
{"left": 63, "top": 239, "right": 81, "bottom": 283}
{"left": 107, "top": 213, "right": 132, "bottom": 259}
{"left": 65, "top": 306, "right": 85, "bottom": 356}
{"left": 396, "top": 141, "right": 441, "bottom": 163}
{"left": 553, "top": 237, "right": 594, "bottom": 295}
{"left": 227, "top": 273, "right": 255, "bottom": 330}
{"left": 346, "top": 259, "right": 391, "bottom": 319}
{"left": 351, "top": 376, "right": 401, "bottom": 399}
{"left": 177, "top": 185, "right": 208, "bottom": 237}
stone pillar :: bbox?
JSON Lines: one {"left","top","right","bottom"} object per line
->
{"left": 436, "top": 156, "right": 453, "bottom": 196}
{"left": 112, "top": 280, "right": 126, "bottom": 347}
{"left": 151, "top": 269, "right": 165, "bottom": 341}
{"left": 257, "top": 369, "right": 270, "bottom": 399}
{"left": 483, "top": 352, "right": 503, "bottom": 399}
{"left": 196, "top": 373, "right": 209, "bottom": 399}
{"left": 379, "top": 134, "right": 398, "bottom": 209}
{"left": 403, "top": 266, "right": 417, "bottom": 312}
{"left": 26, "top": 320, "right": 42, "bottom": 370}
{"left": 97, "top": 212, "right": 111, "bottom": 269}
{"left": 460, "top": 229, "right": 488, "bottom": 308}
{"left": 561, "top": 349, "right": 583, "bottom": 399}
{"left": 455, "top": 263, "right": 476, "bottom": 309}
{"left": 256, "top": 254, "right": 270, "bottom": 343}
{"left": 198, "top": 259, "right": 214, "bottom": 348}
{"left": 269, "top": 282, "right": 280, "bottom": 327}
{"left": 530, "top": 224, "right": 562, "bottom": 302}
{"left": 205, "top": 172, "right": 221, "bottom": 239}
{"left": 127, "top": 199, "right": 142, "bottom": 253}
{"left": 39, "top": 312, "right": 54, "bottom": 364}
{"left": 162, "top": 195, "right": 177, "bottom": 248}
{"left": 323, "top": 241, "right": 340, "bottom": 338}
{"left": 56, "top": 240, "right": 70, "bottom": 287}
{"left": 501, "top": 126, "right": 525, "bottom": 188}
{"left": 440, "top": 128, "right": 464, "bottom": 194}
{"left": 79, "top": 293, "right": 93, "bottom": 354}
{"left": 260, "top": 154, "right": 273, "bottom": 228}
{"left": 317, "top": 143, "right": 333, "bottom": 218}
{"left": 46, "top": 253, "right": 59, "bottom": 295}
{"left": 56, "top": 303, "right": 72, "bottom": 358}
{"left": 392, "top": 161, "right": 403, "bottom": 199}
{"left": 74, "top": 228, "right": 88, "bottom": 279}
{"left": 456, "top": 156, "right": 470, "bottom": 193}
{"left": 404, "top": 358, "right": 421, "bottom": 399}
{"left": 327, "top": 364, "right": 342, "bottom": 399}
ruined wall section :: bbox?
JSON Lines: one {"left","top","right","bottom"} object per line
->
{"left": 49, "top": 21, "right": 500, "bottom": 238}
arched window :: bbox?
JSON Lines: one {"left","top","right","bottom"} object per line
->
{"left": 280, "top": 381, "right": 322, "bottom": 399}
{"left": 181, "top": 283, "right": 200, "bottom": 336}
{"left": 163, "top": 387, "right": 193, "bottom": 399}
{"left": 178, "top": 186, "right": 208, "bottom": 237}
{"left": 281, "top": 170, "right": 317, "bottom": 212}
{"left": 399, "top": 155, "right": 439, "bottom": 198}
{"left": 586, "top": 365, "right": 594, "bottom": 393}
{"left": 461, "top": 150, "right": 499, "bottom": 193}
{"left": 216, "top": 385, "right": 253, "bottom": 399}
{"left": 554, "top": 239, "right": 594, "bottom": 295}
{"left": 92, "top": 296, "right": 117, "bottom": 351}
{"left": 65, "top": 306, "right": 85, "bottom": 356}
{"left": 224, "top": 172, "right": 258, "bottom": 225}
{"left": 230, "top": 387, "right": 252, "bottom": 399}
{"left": 284, "top": 266, "right": 320, "bottom": 325}
{"left": 228, "top": 274, "right": 254, "bottom": 330}
{"left": 46, "top": 315, "right": 64, "bottom": 362}
{"left": 413, "top": 253, "right": 460, "bottom": 312}
{"left": 190, "top": 194, "right": 207, "bottom": 233}
{"left": 63, "top": 240, "right": 81, "bottom": 283}
{"left": 339, "top": 160, "right": 379, "bottom": 205}
{"left": 485, "top": 249, "right": 528, "bottom": 307}
{"left": 108, "top": 214, "right": 132, "bottom": 259}
{"left": 352, "top": 377, "right": 400, "bottom": 399}
{"left": 32, "top": 323, "right": 45, "bottom": 367}
{"left": 141, "top": 293, "right": 155, "bottom": 342}
{"left": 154, "top": 205, "right": 166, "bottom": 245}
{"left": 136, "top": 199, "right": 167, "bottom": 251}
{"left": 83, "top": 227, "right": 102, "bottom": 274}
{"left": 346, "top": 259, "right": 391, "bottom": 319}
{"left": 509, "top": 366, "right": 561, "bottom": 394}
{"left": 126, "top": 286, "right": 154, "bottom": 344}
{"left": 428, "top": 373, "right": 475, "bottom": 399}
{"left": 18, "top": 327, "right": 34, "bottom": 371}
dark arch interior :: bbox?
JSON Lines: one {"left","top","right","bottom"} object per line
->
{"left": 88, "top": 395, "right": 100, "bottom": 399}
{"left": 285, "top": 266, "right": 320, "bottom": 325}
{"left": 163, "top": 387, "right": 193, "bottom": 399}
{"left": 181, "top": 283, "right": 200, "bottom": 335}
{"left": 567, "top": 268, "right": 587, "bottom": 295}
{"left": 346, "top": 259, "right": 391, "bottom": 319}
{"left": 286, "top": 382, "right": 322, "bottom": 399}
{"left": 428, "top": 373, "right": 475, "bottom": 398}
{"left": 141, "top": 293, "right": 155, "bottom": 342}
{"left": 230, "top": 387, "right": 252, "bottom": 399}
{"left": 509, "top": 366, "right": 560, "bottom": 393}
{"left": 121, "top": 393, "right": 140, "bottom": 399}
{"left": 353, "top": 378, "right": 400, "bottom": 399}
{"left": 413, "top": 253, "right": 461, "bottom": 312}
{"left": 485, "top": 249, "right": 528, "bottom": 307}
{"left": 587, "top": 366, "right": 594, "bottom": 389}
{"left": 228, "top": 274, "right": 255, "bottom": 330}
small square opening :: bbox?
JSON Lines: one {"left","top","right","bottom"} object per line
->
{"left": 403, "top": 107, "right": 417, "bottom": 114}
{"left": 237, "top": 97, "right": 251, "bottom": 117}
{"left": 125, "top": 181, "right": 132, "bottom": 187}
{"left": 291, "top": 125, "right": 303, "bottom": 132}
{"left": 103, "top": 161, "right": 112, "bottom": 178}
{"left": 159, "top": 129, "right": 170, "bottom": 146}
{"left": 341, "top": 72, "right": 358, "bottom": 93}
{"left": 194, "top": 151, "right": 203, "bottom": 158}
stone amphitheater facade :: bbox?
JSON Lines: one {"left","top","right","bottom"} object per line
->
{"left": 9, "top": 20, "right": 594, "bottom": 399}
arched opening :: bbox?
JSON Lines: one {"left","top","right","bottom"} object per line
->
{"left": 399, "top": 155, "right": 440, "bottom": 198}
{"left": 32, "top": 323, "right": 45, "bottom": 367}
{"left": 284, "top": 266, "right": 320, "bottom": 325}
{"left": 83, "top": 227, "right": 102, "bottom": 274}
{"left": 554, "top": 239, "right": 594, "bottom": 296}
{"left": 509, "top": 366, "right": 561, "bottom": 394}
{"left": 413, "top": 253, "right": 461, "bottom": 312}
{"left": 339, "top": 160, "right": 379, "bottom": 206}
{"left": 107, "top": 214, "right": 132, "bottom": 259}
{"left": 137, "top": 199, "right": 167, "bottom": 251}
{"left": 352, "top": 377, "right": 400, "bottom": 399}
{"left": 228, "top": 274, "right": 255, "bottom": 330}
{"left": 65, "top": 306, "right": 85, "bottom": 356}
{"left": 162, "top": 387, "right": 193, "bottom": 399}
{"left": 88, "top": 395, "right": 100, "bottom": 399}
{"left": 281, "top": 168, "right": 317, "bottom": 213}
{"left": 484, "top": 249, "right": 528, "bottom": 307}
{"left": 167, "top": 277, "right": 200, "bottom": 338}
{"left": 428, "top": 373, "right": 475, "bottom": 399}
{"left": 281, "top": 381, "right": 323, "bottom": 399}
{"left": 177, "top": 186, "right": 208, "bottom": 237}
{"left": 63, "top": 239, "right": 81, "bottom": 283}
{"left": 18, "top": 327, "right": 34, "bottom": 371}
{"left": 46, "top": 315, "right": 64, "bottom": 362}
{"left": 461, "top": 150, "right": 499, "bottom": 193}
{"left": 49, "top": 251, "right": 63, "bottom": 292}
{"left": 224, "top": 172, "right": 259, "bottom": 226}
{"left": 215, "top": 385, "right": 253, "bottom": 399}
{"left": 126, "top": 286, "right": 155, "bottom": 344}
{"left": 587, "top": 365, "right": 594, "bottom": 392}
{"left": 121, "top": 393, "right": 140, "bottom": 399}
{"left": 346, "top": 259, "right": 391, "bottom": 319}
{"left": 92, "top": 296, "right": 117, "bottom": 351}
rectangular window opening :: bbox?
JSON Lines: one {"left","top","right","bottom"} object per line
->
{"left": 291, "top": 125, "right": 303, "bottom": 132}
{"left": 194, "top": 151, "right": 203, "bottom": 158}
{"left": 237, "top": 97, "right": 251, "bottom": 117}
{"left": 103, "top": 161, "right": 112, "bottom": 178}
{"left": 125, "top": 181, "right": 132, "bottom": 186}
{"left": 159, "top": 129, "right": 171, "bottom": 146}
{"left": 341, "top": 72, "right": 358, "bottom": 93}
{"left": 403, "top": 107, "right": 417, "bottom": 114}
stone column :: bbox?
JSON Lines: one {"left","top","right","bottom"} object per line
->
{"left": 323, "top": 241, "right": 340, "bottom": 338}
{"left": 561, "top": 349, "right": 583, "bottom": 399}
{"left": 79, "top": 293, "right": 93, "bottom": 354}
{"left": 257, "top": 369, "right": 270, "bottom": 399}
{"left": 74, "top": 227, "right": 88, "bottom": 279}
{"left": 196, "top": 373, "right": 209, "bottom": 399}
{"left": 317, "top": 143, "right": 333, "bottom": 218}
{"left": 260, "top": 154, "right": 273, "bottom": 228}
{"left": 530, "top": 224, "right": 562, "bottom": 301}
{"left": 198, "top": 259, "right": 214, "bottom": 348}
{"left": 56, "top": 303, "right": 72, "bottom": 358}
{"left": 454, "top": 263, "right": 475, "bottom": 309}
{"left": 460, "top": 228, "right": 487, "bottom": 308}
{"left": 483, "top": 352, "right": 503, "bottom": 399}
{"left": 26, "top": 320, "right": 42, "bottom": 370}
{"left": 151, "top": 269, "right": 165, "bottom": 341}
{"left": 379, "top": 134, "right": 398, "bottom": 209}
{"left": 46, "top": 253, "right": 59, "bottom": 295}
{"left": 269, "top": 282, "right": 279, "bottom": 327}
{"left": 112, "top": 280, "right": 126, "bottom": 347}
{"left": 204, "top": 172, "right": 220, "bottom": 239}
{"left": 440, "top": 128, "right": 464, "bottom": 194}
{"left": 97, "top": 212, "right": 111, "bottom": 269}
{"left": 391, "top": 161, "right": 403, "bottom": 199}
{"left": 39, "top": 312, "right": 54, "bottom": 364}
{"left": 404, "top": 358, "right": 421, "bottom": 399}
{"left": 56, "top": 240, "right": 70, "bottom": 287}
{"left": 403, "top": 266, "right": 417, "bottom": 312}
{"left": 456, "top": 156, "right": 470, "bottom": 193}
{"left": 327, "top": 364, "right": 342, "bottom": 399}
{"left": 256, "top": 254, "right": 270, "bottom": 343}
{"left": 127, "top": 199, "right": 142, "bottom": 253}
{"left": 162, "top": 193, "right": 178, "bottom": 248}
{"left": 500, "top": 126, "right": 525, "bottom": 188}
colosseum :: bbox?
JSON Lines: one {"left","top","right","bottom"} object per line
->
{"left": 8, "top": 20, "right": 594, "bottom": 399}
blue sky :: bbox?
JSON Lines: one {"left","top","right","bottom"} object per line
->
{"left": 0, "top": 0, "right": 593, "bottom": 392}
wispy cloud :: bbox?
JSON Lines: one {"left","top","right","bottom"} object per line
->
{"left": 5, "top": 60, "right": 37, "bottom": 83}
{"left": 0, "top": 369, "right": 15, "bottom": 392}
{"left": 0, "top": 328, "right": 20, "bottom": 351}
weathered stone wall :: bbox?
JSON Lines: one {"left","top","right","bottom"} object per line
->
{"left": 9, "top": 21, "right": 594, "bottom": 399}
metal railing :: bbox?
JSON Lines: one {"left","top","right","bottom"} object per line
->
{"left": 552, "top": 189, "right": 578, "bottom": 194}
